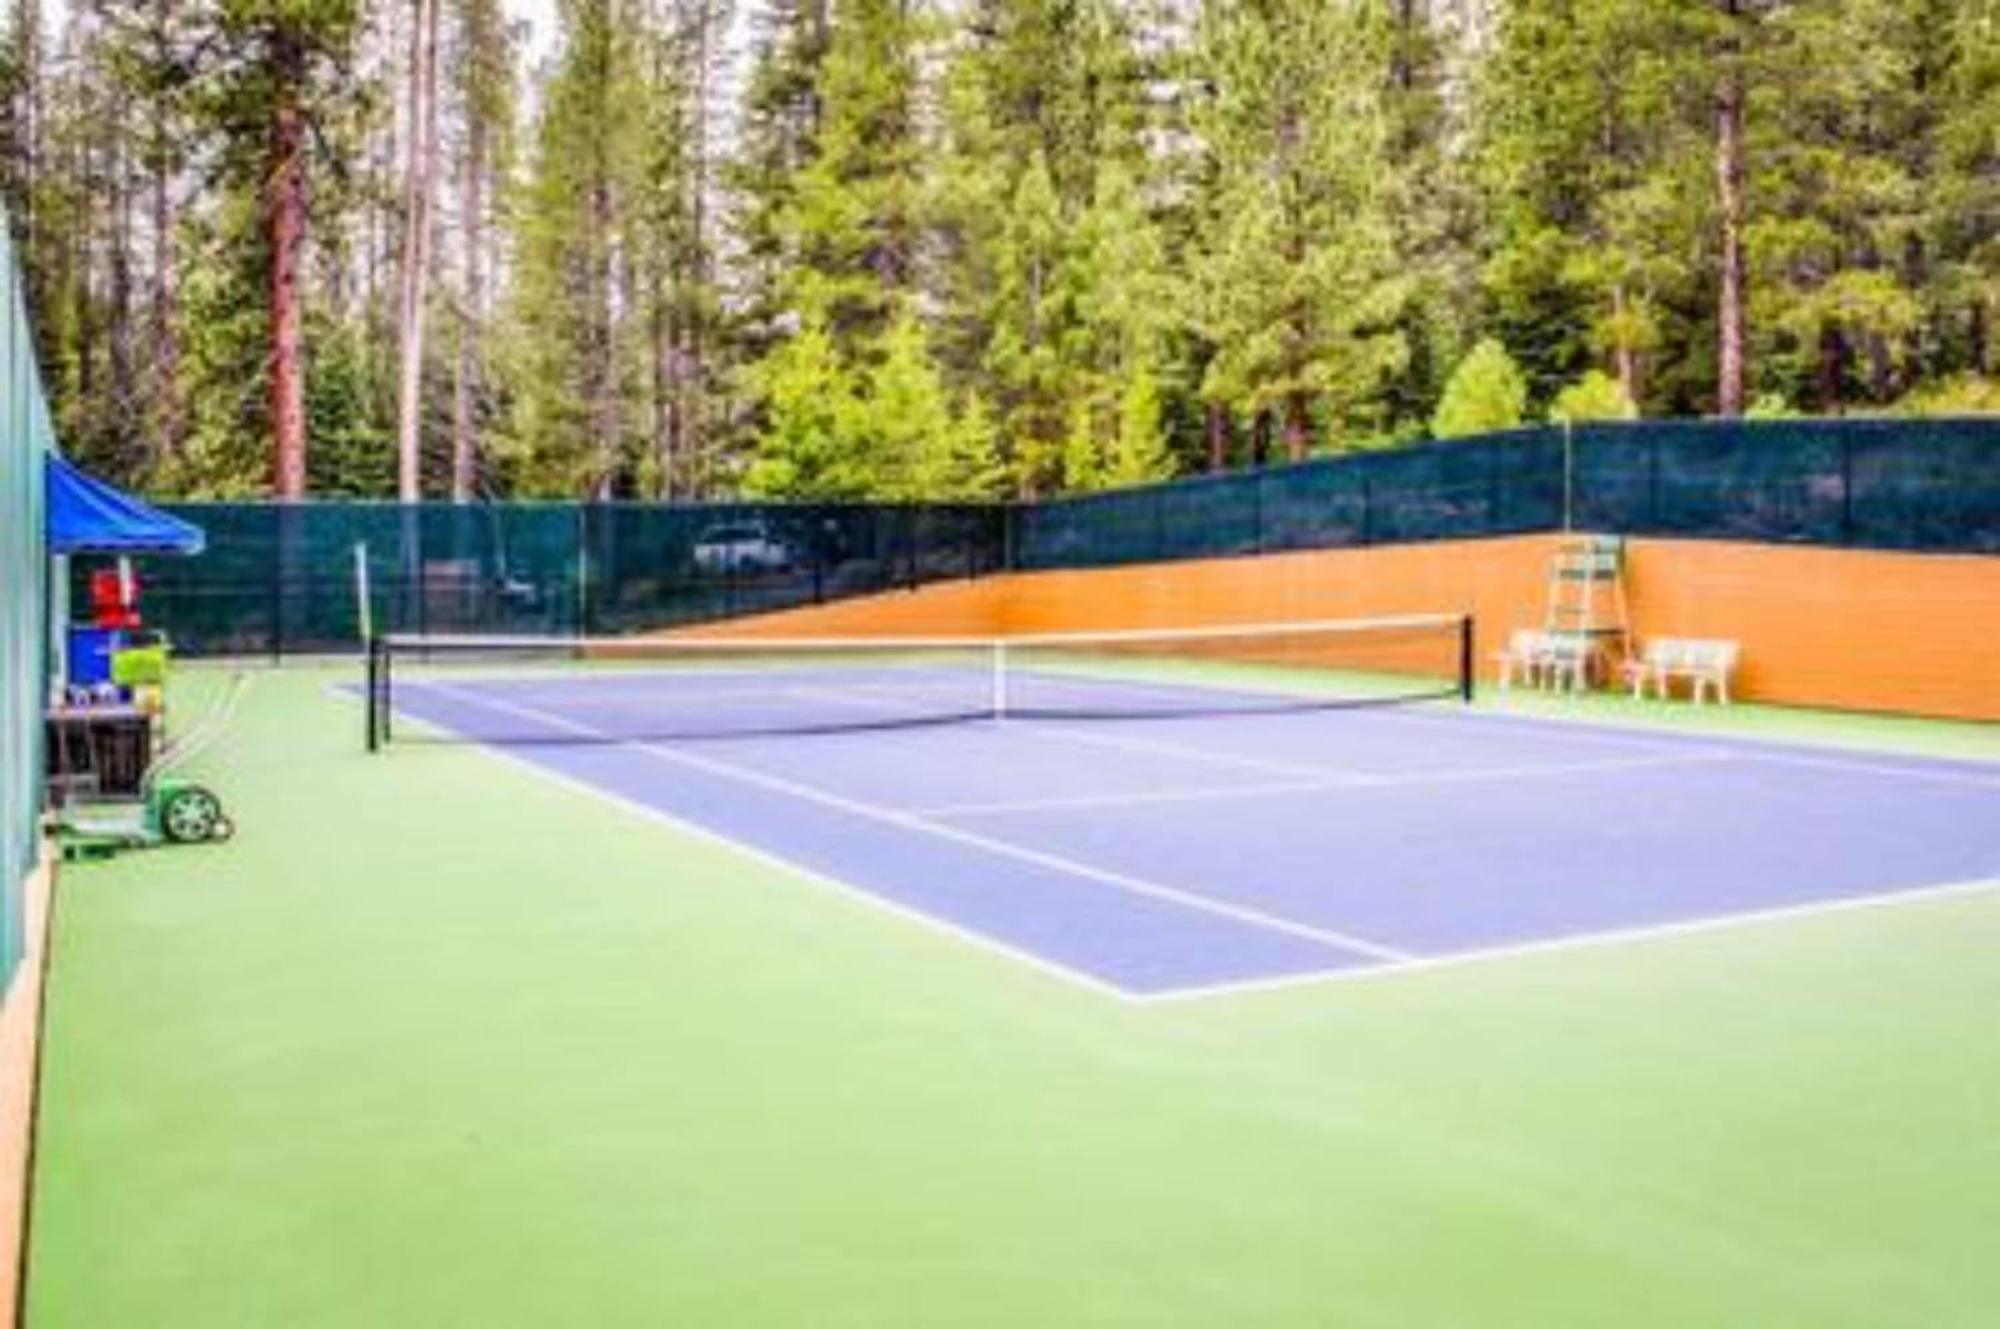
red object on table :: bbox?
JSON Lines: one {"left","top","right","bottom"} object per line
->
{"left": 89, "top": 566, "right": 142, "bottom": 629}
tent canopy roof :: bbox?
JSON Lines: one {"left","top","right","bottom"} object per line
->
{"left": 46, "top": 454, "right": 205, "bottom": 556}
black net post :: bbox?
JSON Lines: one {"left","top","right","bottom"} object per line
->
{"left": 364, "top": 633, "right": 380, "bottom": 751}
{"left": 1459, "top": 614, "right": 1476, "bottom": 704}
{"left": 378, "top": 636, "right": 394, "bottom": 748}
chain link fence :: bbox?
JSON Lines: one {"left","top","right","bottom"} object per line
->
{"left": 83, "top": 418, "right": 2000, "bottom": 660}
{"left": 106, "top": 502, "right": 1008, "bottom": 658}
{"left": 1016, "top": 419, "right": 2000, "bottom": 569}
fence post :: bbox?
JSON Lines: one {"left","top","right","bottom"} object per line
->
{"left": 1488, "top": 437, "right": 1503, "bottom": 530}
{"left": 415, "top": 508, "right": 430, "bottom": 643}
{"left": 269, "top": 504, "right": 287, "bottom": 663}
{"left": 573, "top": 504, "right": 589, "bottom": 635}
{"left": 1562, "top": 421, "right": 1576, "bottom": 533}
{"left": 1647, "top": 426, "right": 1663, "bottom": 532}
{"left": 268, "top": 555, "right": 283, "bottom": 664}
{"left": 365, "top": 633, "right": 380, "bottom": 752}
{"left": 1840, "top": 433, "right": 1855, "bottom": 545}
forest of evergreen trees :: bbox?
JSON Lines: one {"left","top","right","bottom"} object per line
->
{"left": 2, "top": 0, "right": 1997, "bottom": 503}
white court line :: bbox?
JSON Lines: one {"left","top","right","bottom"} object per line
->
{"left": 1135, "top": 874, "right": 2000, "bottom": 1005}
{"left": 1010, "top": 723, "right": 1369, "bottom": 783}
{"left": 1736, "top": 749, "right": 2000, "bottom": 790}
{"left": 1380, "top": 700, "right": 2000, "bottom": 775}
{"left": 381, "top": 684, "right": 2000, "bottom": 1006}
{"left": 1365, "top": 749, "right": 1736, "bottom": 790}
{"left": 916, "top": 750, "right": 1739, "bottom": 819}
{"left": 916, "top": 779, "right": 1334, "bottom": 818}
{"left": 382, "top": 686, "right": 1140, "bottom": 1002}
{"left": 430, "top": 684, "right": 1415, "bottom": 964}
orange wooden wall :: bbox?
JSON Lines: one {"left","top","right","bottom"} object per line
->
{"left": 1623, "top": 540, "right": 2000, "bottom": 721}
{"left": 680, "top": 535, "right": 2000, "bottom": 722}
{"left": 994, "top": 535, "right": 1557, "bottom": 638}
{"left": 692, "top": 576, "right": 1008, "bottom": 639}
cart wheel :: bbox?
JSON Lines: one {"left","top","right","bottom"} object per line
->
{"left": 160, "top": 786, "right": 227, "bottom": 844}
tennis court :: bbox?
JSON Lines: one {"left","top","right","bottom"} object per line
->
{"left": 370, "top": 621, "right": 2000, "bottom": 1000}
{"left": 26, "top": 653, "right": 2000, "bottom": 1327}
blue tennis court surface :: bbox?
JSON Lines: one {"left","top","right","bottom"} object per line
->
{"left": 384, "top": 670, "right": 2000, "bottom": 999}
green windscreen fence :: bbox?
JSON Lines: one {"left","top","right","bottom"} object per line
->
{"left": 91, "top": 502, "right": 1008, "bottom": 658}
{"left": 75, "top": 418, "right": 2000, "bottom": 661}
{"left": 1, "top": 212, "right": 52, "bottom": 991}
{"left": 1015, "top": 419, "right": 2000, "bottom": 570}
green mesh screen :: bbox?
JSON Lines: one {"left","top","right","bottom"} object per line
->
{"left": 90, "top": 502, "right": 1008, "bottom": 658}
{"left": 80, "top": 420, "right": 1999, "bottom": 661}
{"left": 1, "top": 213, "right": 53, "bottom": 989}
{"left": 1017, "top": 421, "right": 1996, "bottom": 569}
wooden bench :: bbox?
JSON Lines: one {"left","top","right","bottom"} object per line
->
{"left": 1624, "top": 637, "right": 1740, "bottom": 705}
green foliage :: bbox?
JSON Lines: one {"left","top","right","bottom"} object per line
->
{"left": 162, "top": 200, "right": 272, "bottom": 498}
{"left": 1550, "top": 371, "right": 1640, "bottom": 424}
{"left": 1746, "top": 392, "right": 1803, "bottom": 420}
{"left": 741, "top": 317, "right": 862, "bottom": 500}
{"left": 11, "top": 0, "right": 2000, "bottom": 502}
{"left": 1192, "top": 0, "right": 1408, "bottom": 455}
{"left": 1107, "top": 370, "right": 1173, "bottom": 488}
{"left": 306, "top": 322, "right": 394, "bottom": 497}
{"left": 855, "top": 312, "right": 968, "bottom": 500}
{"left": 1433, "top": 339, "right": 1529, "bottom": 438}
{"left": 745, "top": 310, "right": 1001, "bottom": 503}
{"left": 933, "top": 393, "right": 1007, "bottom": 503}
{"left": 779, "top": 0, "right": 923, "bottom": 339}
{"left": 1893, "top": 374, "right": 2000, "bottom": 414}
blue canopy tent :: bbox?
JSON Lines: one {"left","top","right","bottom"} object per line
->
{"left": 45, "top": 456, "right": 204, "bottom": 689}
{"left": 45, "top": 454, "right": 204, "bottom": 556}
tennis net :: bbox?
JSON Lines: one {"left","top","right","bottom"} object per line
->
{"left": 365, "top": 613, "right": 1474, "bottom": 749}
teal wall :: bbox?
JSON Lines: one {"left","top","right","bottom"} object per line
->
{"left": 1, "top": 210, "right": 54, "bottom": 992}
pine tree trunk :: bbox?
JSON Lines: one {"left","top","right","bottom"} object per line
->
{"left": 1818, "top": 326, "right": 1845, "bottom": 414}
{"left": 72, "top": 154, "right": 95, "bottom": 403}
{"left": 588, "top": 171, "right": 616, "bottom": 499}
{"left": 396, "top": 0, "right": 440, "bottom": 501}
{"left": 1612, "top": 285, "right": 1642, "bottom": 404}
{"left": 451, "top": 91, "right": 486, "bottom": 502}
{"left": 268, "top": 39, "right": 309, "bottom": 501}
{"left": 806, "top": 0, "right": 829, "bottom": 135}
{"left": 108, "top": 116, "right": 136, "bottom": 450}
{"left": 653, "top": 296, "right": 675, "bottom": 500}
{"left": 1714, "top": 0, "right": 1748, "bottom": 418}
{"left": 1283, "top": 391, "right": 1311, "bottom": 462}
{"left": 1251, "top": 410, "right": 1272, "bottom": 468}
{"left": 682, "top": 0, "right": 713, "bottom": 496}
{"left": 150, "top": 52, "right": 182, "bottom": 465}
{"left": 14, "top": 0, "right": 42, "bottom": 326}
{"left": 1865, "top": 332, "right": 1893, "bottom": 404}
{"left": 1206, "top": 402, "right": 1230, "bottom": 472}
